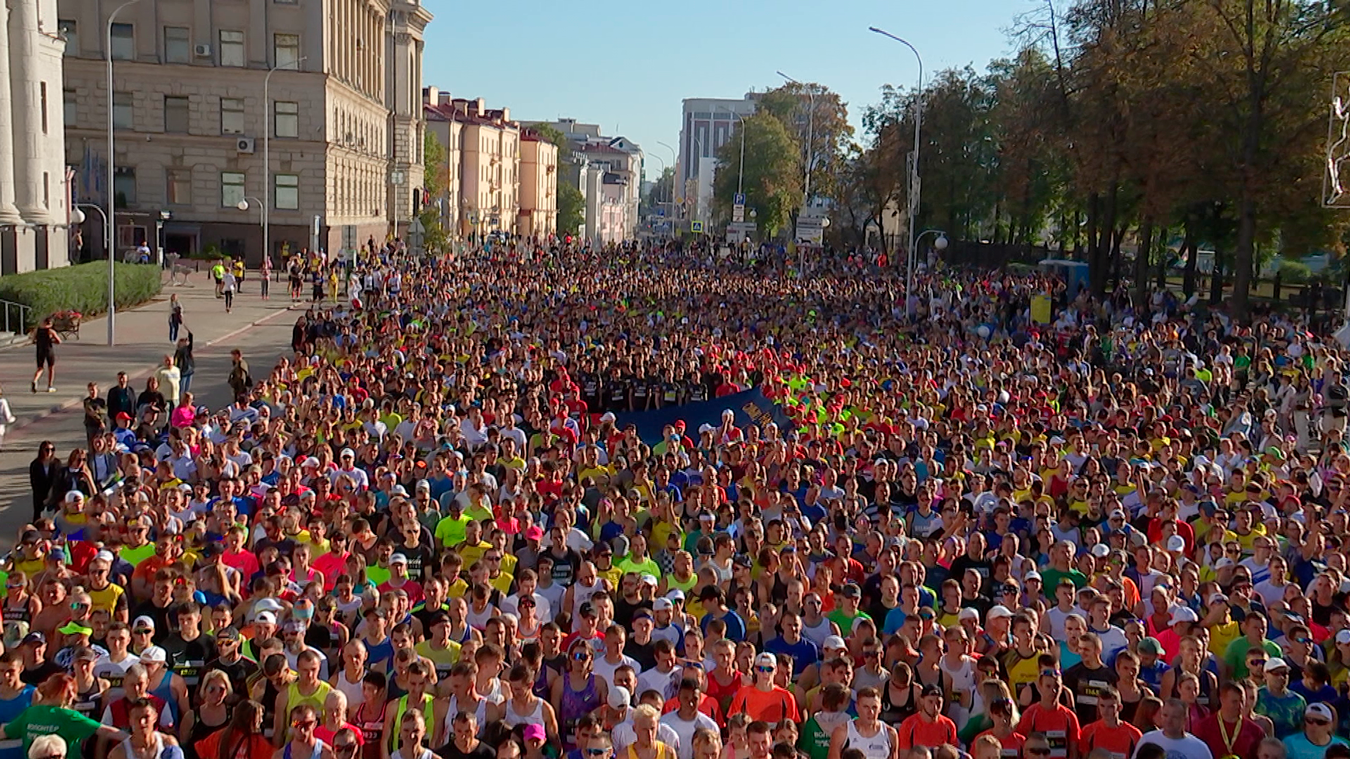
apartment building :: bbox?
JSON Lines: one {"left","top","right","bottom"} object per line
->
{"left": 59, "top": 0, "right": 431, "bottom": 265}
{"left": 522, "top": 118, "right": 643, "bottom": 244}
{"left": 517, "top": 130, "right": 557, "bottom": 239}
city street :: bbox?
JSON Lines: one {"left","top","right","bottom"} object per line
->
{"left": 0, "top": 270, "right": 303, "bottom": 544}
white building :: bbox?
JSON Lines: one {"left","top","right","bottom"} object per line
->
{"left": 0, "top": 0, "right": 70, "bottom": 273}
{"left": 677, "top": 95, "right": 756, "bottom": 229}
{"left": 522, "top": 118, "right": 644, "bottom": 244}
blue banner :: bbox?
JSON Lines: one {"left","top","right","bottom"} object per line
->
{"left": 612, "top": 387, "right": 794, "bottom": 444}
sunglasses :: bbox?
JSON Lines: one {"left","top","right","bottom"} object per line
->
{"left": 755, "top": 665, "right": 775, "bottom": 673}
{"left": 292, "top": 721, "right": 316, "bottom": 729}
{"left": 1250, "top": 659, "right": 1267, "bottom": 668}
{"left": 586, "top": 750, "right": 608, "bottom": 757}
{"left": 572, "top": 652, "right": 590, "bottom": 661}
{"left": 334, "top": 745, "right": 358, "bottom": 752}
{"left": 1306, "top": 718, "right": 1330, "bottom": 726}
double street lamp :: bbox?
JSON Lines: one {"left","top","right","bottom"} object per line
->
{"left": 776, "top": 71, "right": 815, "bottom": 210}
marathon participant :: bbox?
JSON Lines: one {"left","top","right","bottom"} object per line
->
{"left": 7, "top": 239, "right": 1350, "bottom": 759}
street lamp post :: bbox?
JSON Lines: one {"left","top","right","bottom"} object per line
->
{"left": 105, "top": 0, "right": 142, "bottom": 347}
{"left": 869, "top": 27, "right": 925, "bottom": 302}
{"left": 647, "top": 153, "right": 667, "bottom": 236}
{"left": 715, "top": 105, "right": 746, "bottom": 198}
{"left": 263, "top": 56, "right": 306, "bottom": 269}
{"left": 776, "top": 71, "right": 815, "bottom": 209}
{"left": 656, "top": 141, "right": 678, "bottom": 220}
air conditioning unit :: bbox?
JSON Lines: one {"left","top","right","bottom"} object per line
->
{"left": 193, "top": 43, "right": 211, "bottom": 58}
{"left": 236, "top": 137, "right": 255, "bottom": 154}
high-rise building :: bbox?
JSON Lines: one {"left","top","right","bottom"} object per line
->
{"left": 59, "top": 0, "right": 431, "bottom": 266}
{"left": 677, "top": 95, "right": 756, "bottom": 224}
{"left": 0, "top": 0, "right": 71, "bottom": 273}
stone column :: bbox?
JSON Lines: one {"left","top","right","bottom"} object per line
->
{"left": 0, "top": 3, "right": 24, "bottom": 224}
{"left": 10, "top": 0, "right": 48, "bottom": 223}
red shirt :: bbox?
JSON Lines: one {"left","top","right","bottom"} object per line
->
{"left": 897, "top": 714, "right": 958, "bottom": 749}
{"left": 1193, "top": 713, "right": 1265, "bottom": 759}
{"left": 1017, "top": 702, "right": 1081, "bottom": 759}
{"left": 977, "top": 730, "right": 1026, "bottom": 759}
{"left": 1079, "top": 720, "right": 1143, "bottom": 759}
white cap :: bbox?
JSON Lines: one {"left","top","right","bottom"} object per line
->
{"left": 390, "top": 553, "right": 408, "bottom": 565}
{"left": 1170, "top": 607, "right": 1199, "bottom": 624}
{"left": 93, "top": 550, "right": 115, "bottom": 564}
{"left": 1025, "top": 571, "right": 1042, "bottom": 582}
{"left": 139, "top": 646, "right": 167, "bottom": 664}
{"left": 639, "top": 574, "right": 658, "bottom": 586}
{"left": 340, "top": 448, "right": 355, "bottom": 458}
{"left": 987, "top": 605, "right": 1013, "bottom": 621}
{"left": 132, "top": 616, "right": 155, "bottom": 630}
{"left": 65, "top": 491, "right": 84, "bottom": 503}
{"left": 1263, "top": 657, "right": 1289, "bottom": 673}
{"left": 607, "top": 685, "right": 630, "bottom": 709}
{"left": 255, "top": 611, "right": 277, "bottom": 625}
{"left": 1166, "top": 535, "right": 1186, "bottom": 552}
{"left": 754, "top": 653, "right": 777, "bottom": 668}
{"left": 823, "top": 635, "right": 847, "bottom": 650}
{"left": 652, "top": 598, "right": 673, "bottom": 612}
{"left": 1335, "top": 629, "right": 1350, "bottom": 645}
{"left": 958, "top": 608, "right": 980, "bottom": 621}
{"left": 600, "top": 412, "right": 617, "bottom": 423}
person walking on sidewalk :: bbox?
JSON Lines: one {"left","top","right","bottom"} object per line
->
{"left": 212, "top": 259, "right": 225, "bottom": 298}
{"left": 82, "top": 383, "right": 107, "bottom": 449}
{"left": 154, "top": 357, "right": 181, "bottom": 414}
{"left": 28, "top": 440, "right": 59, "bottom": 520}
{"left": 174, "top": 330, "right": 195, "bottom": 395}
{"left": 260, "top": 255, "right": 272, "bottom": 300}
{"left": 222, "top": 267, "right": 237, "bottom": 313}
{"left": 228, "top": 350, "right": 251, "bottom": 404}
{"left": 168, "top": 294, "right": 183, "bottom": 342}
{"left": 0, "top": 383, "right": 16, "bottom": 451}
{"left": 30, "top": 317, "right": 60, "bottom": 394}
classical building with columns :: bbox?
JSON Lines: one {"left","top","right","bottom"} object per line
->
{"left": 58, "top": 0, "right": 430, "bottom": 266}
{"left": 0, "top": 0, "right": 71, "bottom": 273}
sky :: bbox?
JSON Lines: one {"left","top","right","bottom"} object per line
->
{"left": 422, "top": 0, "right": 1038, "bottom": 167}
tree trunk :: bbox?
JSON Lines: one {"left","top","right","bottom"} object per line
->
{"left": 1231, "top": 70, "right": 1264, "bottom": 319}
{"left": 1135, "top": 218, "right": 1154, "bottom": 306}
{"left": 1209, "top": 250, "right": 1225, "bottom": 305}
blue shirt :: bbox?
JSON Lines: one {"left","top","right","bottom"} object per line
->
{"left": 1283, "top": 733, "right": 1348, "bottom": 759}
{"left": 764, "top": 635, "right": 820, "bottom": 672}
{"left": 0, "top": 686, "right": 33, "bottom": 759}
{"left": 700, "top": 610, "right": 746, "bottom": 643}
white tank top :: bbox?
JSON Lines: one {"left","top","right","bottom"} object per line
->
{"left": 334, "top": 668, "right": 365, "bottom": 709}
{"left": 502, "top": 696, "right": 544, "bottom": 728}
{"left": 120, "top": 734, "right": 167, "bottom": 759}
{"left": 845, "top": 721, "right": 892, "bottom": 759}
{"left": 444, "top": 695, "right": 488, "bottom": 737}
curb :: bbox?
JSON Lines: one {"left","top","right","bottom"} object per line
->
{"left": 3, "top": 304, "right": 299, "bottom": 437}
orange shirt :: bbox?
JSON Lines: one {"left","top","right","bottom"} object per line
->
{"left": 1079, "top": 720, "right": 1143, "bottom": 759}
{"left": 727, "top": 685, "right": 800, "bottom": 723}
{"left": 897, "top": 714, "right": 958, "bottom": 749}
{"left": 976, "top": 730, "right": 1026, "bottom": 759}
{"left": 1017, "top": 702, "right": 1081, "bottom": 759}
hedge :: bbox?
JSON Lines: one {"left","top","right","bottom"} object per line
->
{"left": 0, "top": 262, "right": 163, "bottom": 331}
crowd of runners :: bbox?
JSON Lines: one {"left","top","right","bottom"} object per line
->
{"left": 5, "top": 239, "right": 1350, "bottom": 759}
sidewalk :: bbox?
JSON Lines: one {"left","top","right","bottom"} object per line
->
{"left": 0, "top": 269, "right": 300, "bottom": 434}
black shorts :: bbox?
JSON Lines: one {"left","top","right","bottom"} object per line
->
{"left": 35, "top": 350, "right": 54, "bottom": 368}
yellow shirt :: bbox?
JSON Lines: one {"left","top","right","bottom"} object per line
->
{"left": 88, "top": 583, "right": 125, "bottom": 616}
{"left": 1207, "top": 619, "right": 1241, "bottom": 658}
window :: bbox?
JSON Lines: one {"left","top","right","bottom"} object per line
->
{"left": 274, "top": 174, "right": 298, "bottom": 210}
{"left": 113, "top": 167, "right": 136, "bottom": 207}
{"left": 164, "top": 96, "right": 189, "bottom": 133}
{"left": 274, "top": 101, "right": 298, "bottom": 138}
{"left": 220, "top": 98, "right": 244, "bottom": 135}
{"left": 112, "top": 92, "right": 133, "bottom": 130}
{"left": 273, "top": 33, "right": 300, "bottom": 69}
{"left": 164, "top": 26, "right": 190, "bottom": 64}
{"left": 219, "top": 30, "right": 244, "bottom": 67}
{"left": 43, "top": 173, "right": 49, "bottom": 209}
{"left": 110, "top": 23, "right": 133, "bottom": 60}
{"left": 221, "top": 172, "right": 245, "bottom": 208}
{"left": 39, "top": 82, "right": 47, "bottom": 134}
{"left": 63, "top": 89, "right": 76, "bottom": 127}
{"left": 167, "top": 168, "right": 191, "bottom": 205}
{"left": 58, "top": 20, "right": 76, "bottom": 55}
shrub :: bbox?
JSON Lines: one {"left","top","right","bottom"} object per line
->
{"left": 0, "top": 262, "right": 163, "bottom": 330}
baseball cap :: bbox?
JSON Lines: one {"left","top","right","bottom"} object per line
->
{"left": 525, "top": 526, "right": 544, "bottom": 540}
{"left": 840, "top": 583, "right": 862, "bottom": 599}
{"left": 20, "top": 632, "right": 44, "bottom": 646}
{"left": 607, "top": 686, "right": 631, "bottom": 709}
{"left": 139, "top": 646, "right": 167, "bottom": 664}
{"left": 1137, "top": 638, "right": 1163, "bottom": 655}
{"left": 1170, "top": 607, "right": 1199, "bottom": 624}
{"left": 216, "top": 626, "right": 241, "bottom": 641}
{"left": 987, "top": 605, "right": 1013, "bottom": 621}
{"left": 958, "top": 608, "right": 980, "bottom": 622}
{"left": 132, "top": 616, "right": 155, "bottom": 631}
{"left": 754, "top": 653, "right": 777, "bottom": 668}
{"left": 389, "top": 553, "right": 408, "bottom": 566}
{"left": 58, "top": 622, "right": 92, "bottom": 637}
{"left": 653, "top": 598, "right": 673, "bottom": 612}
{"left": 1166, "top": 535, "right": 1186, "bottom": 552}
{"left": 1306, "top": 703, "right": 1334, "bottom": 722}
{"left": 823, "top": 635, "right": 847, "bottom": 650}
{"left": 255, "top": 611, "right": 277, "bottom": 625}
{"left": 578, "top": 602, "right": 596, "bottom": 618}
{"left": 73, "top": 646, "right": 99, "bottom": 662}
{"left": 1335, "top": 629, "right": 1350, "bottom": 645}
{"left": 522, "top": 724, "right": 546, "bottom": 742}
{"left": 920, "top": 684, "right": 944, "bottom": 698}
{"left": 639, "top": 574, "right": 658, "bottom": 587}
{"left": 1263, "top": 657, "right": 1289, "bottom": 673}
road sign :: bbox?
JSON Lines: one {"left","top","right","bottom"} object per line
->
{"left": 732, "top": 205, "right": 745, "bottom": 223}
{"left": 407, "top": 217, "right": 426, "bottom": 253}
{"left": 733, "top": 192, "right": 746, "bottom": 206}
{"left": 675, "top": 197, "right": 684, "bottom": 205}
{"left": 796, "top": 218, "right": 825, "bottom": 244}
{"left": 691, "top": 221, "right": 704, "bottom": 233}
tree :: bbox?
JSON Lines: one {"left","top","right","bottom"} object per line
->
{"left": 558, "top": 182, "right": 584, "bottom": 236}
{"left": 420, "top": 131, "right": 449, "bottom": 251}
{"left": 642, "top": 167, "right": 675, "bottom": 217}
{"left": 712, "top": 113, "right": 803, "bottom": 238}
{"left": 759, "top": 83, "right": 853, "bottom": 204}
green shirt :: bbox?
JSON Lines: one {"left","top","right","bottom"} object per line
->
{"left": 119, "top": 543, "right": 156, "bottom": 567}
{"left": 366, "top": 565, "right": 391, "bottom": 587}
{"left": 1039, "top": 568, "right": 1088, "bottom": 599}
{"left": 826, "top": 607, "right": 871, "bottom": 634}
{"left": 434, "top": 514, "right": 470, "bottom": 547}
{"left": 616, "top": 555, "right": 660, "bottom": 578}
{"left": 1222, "top": 637, "right": 1282, "bottom": 680}
{"left": 3, "top": 704, "right": 104, "bottom": 753}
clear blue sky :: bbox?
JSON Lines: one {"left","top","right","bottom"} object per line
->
{"left": 422, "top": 0, "right": 1035, "bottom": 166}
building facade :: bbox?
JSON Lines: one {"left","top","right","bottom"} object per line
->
{"left": 0, "top": 0, "right": 70, "bottom": 274}
{"left": 59, "top": 0, "right": 431, "bottom": 267}
{"left": 517, "top": 130, "right": 556, "bottom": 239}
{"left": 424, "top": 93, "right": 519, "bottom": 240}
{"left": 523, "top": 118, "right": 643, "bottom": 244}
{"left": 677, "top": 95, "right": 756, "bottom": 228}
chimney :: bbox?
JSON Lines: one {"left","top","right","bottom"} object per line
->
{"left": 423, "top": 86, "right": 437, "bottom": 106}
{"left": 475, "top": 98, "right": 485, "bottom": 117}
{"left": 500, "top": 107, "right": 510, "bottom": 123}
{"left": 439, "top": 91, "right": 451, "bottom": 106}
